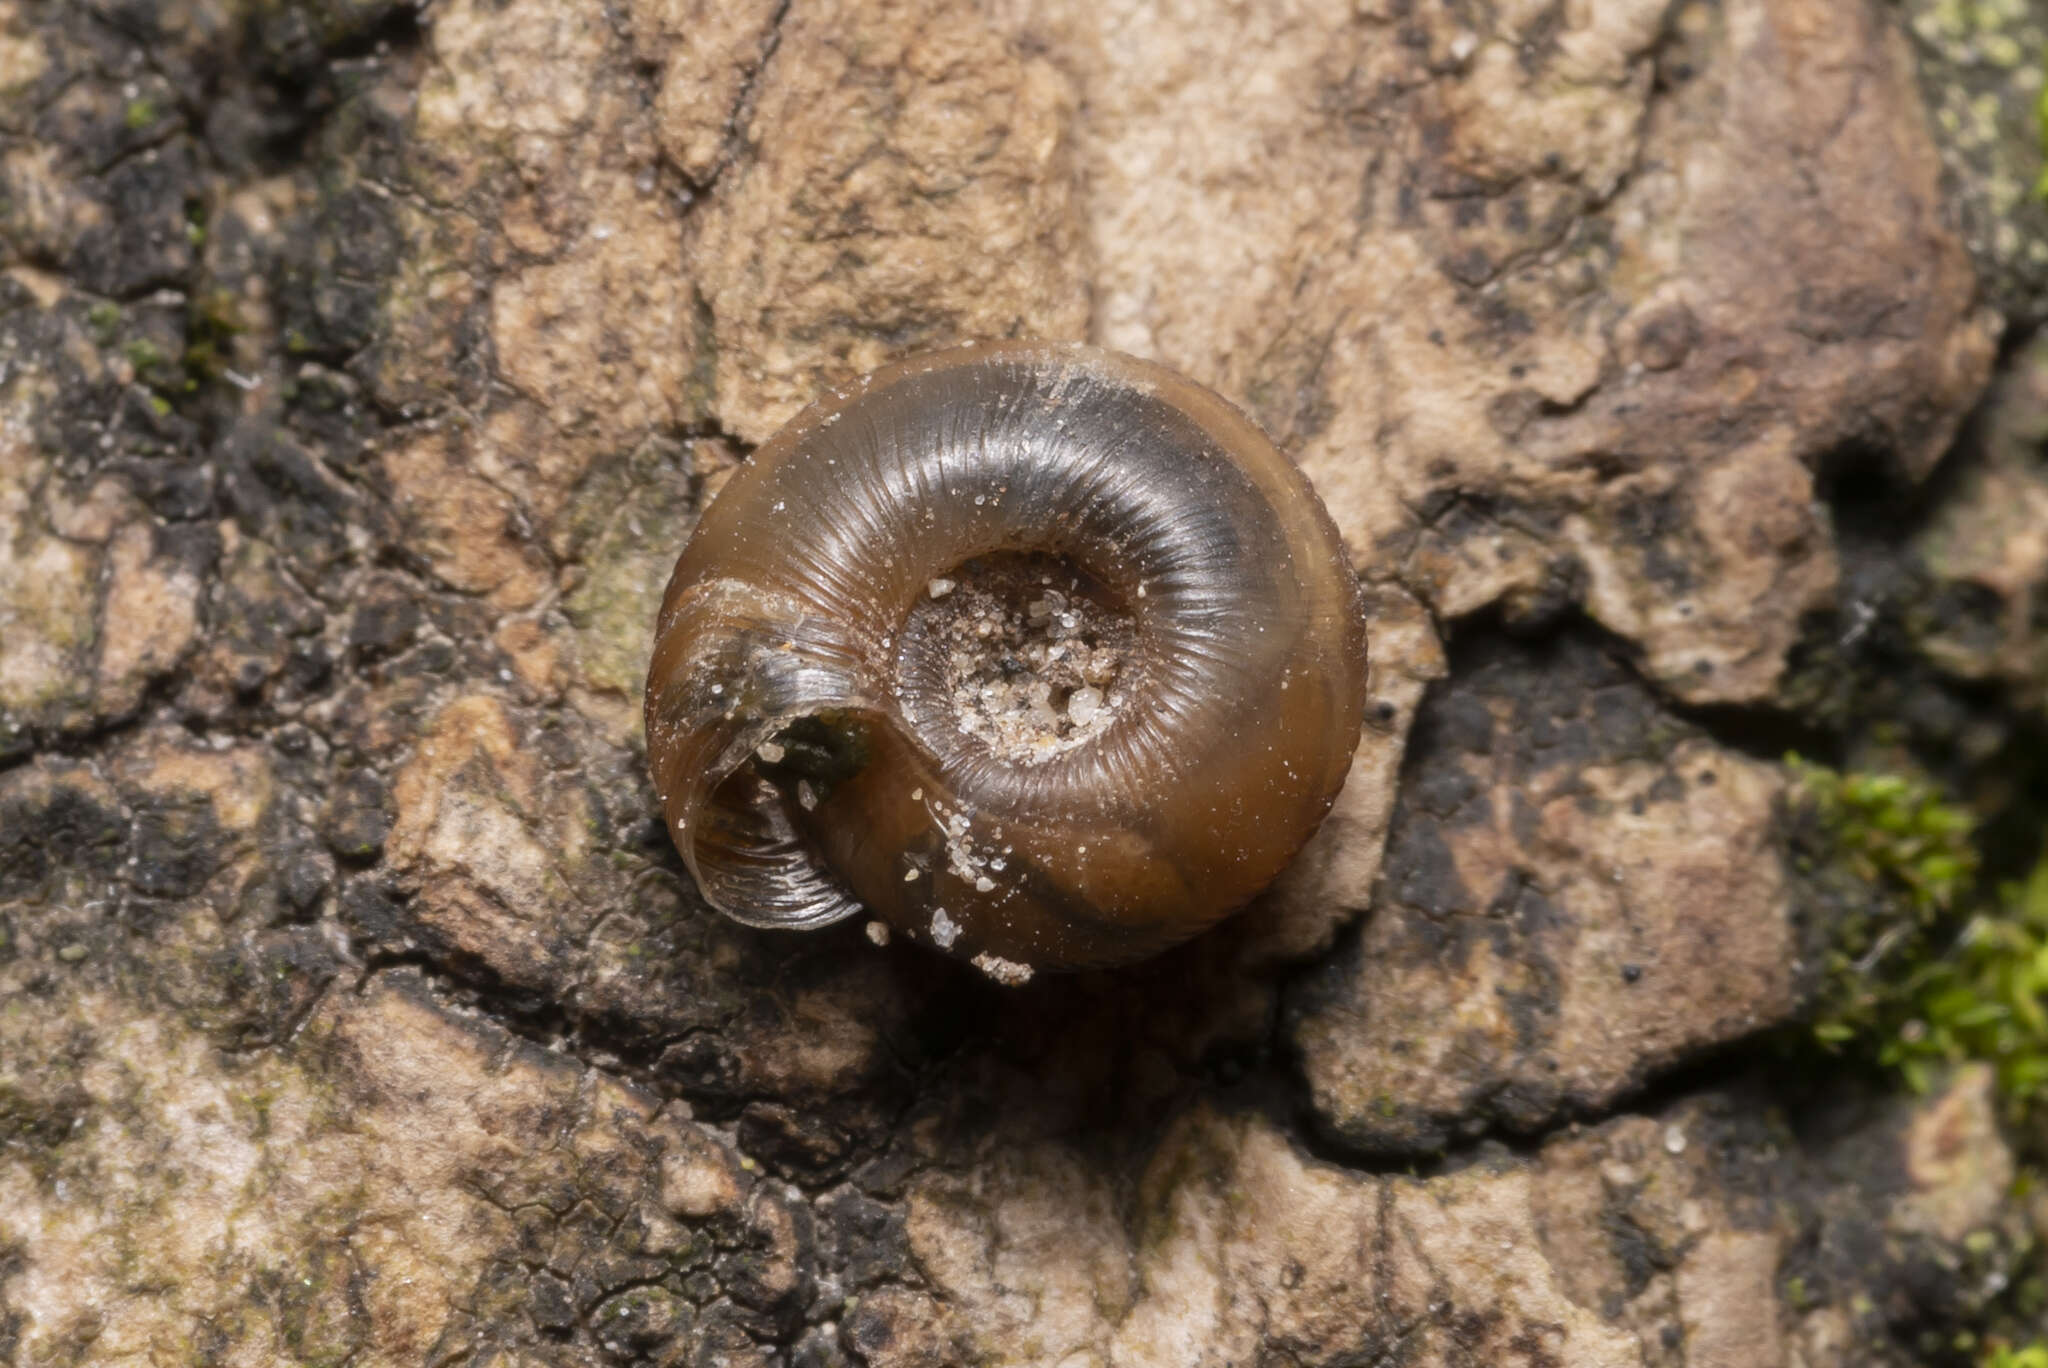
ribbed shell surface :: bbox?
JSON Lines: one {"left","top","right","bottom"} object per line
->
{"left": 645, "top": 342, "right": 1368, "bottom": 971}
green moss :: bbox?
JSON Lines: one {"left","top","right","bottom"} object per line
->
{"left": 123, "top": 98, "right": 157, "bottom": 131}
{"left": 1790, "top": 759, "right": 1978, "bottom": 917}
{"left": 1788, "top": 770, "right": 2047, "bottom": 1339}
{"left": 1789, "top": 756, "right": 1979, "bottom": 1054}
{"left": 1791, "top": 756, "right": 2048, "bottom": 1126}
{"left": 2038, "top": 43, "right": 2048, "bottom": 200}
{"left": 85, "top": 300, "right": 121, "bottom": 344}
{"left": 1984, "top": 1343, "right": 2048, "bottom": 1368}
{"left": 1884, "top": 854, "right": 2048, "bottom": 1113}
{"left": 181, "top": 288, "right": 243, "bottom": 386}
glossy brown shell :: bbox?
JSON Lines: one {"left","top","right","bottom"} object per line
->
{"left": 645, "top": 342, "right": 1368, "bottom": 974}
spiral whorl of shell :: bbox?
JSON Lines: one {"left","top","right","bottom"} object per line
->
{"left": 645, "top": 342, "right": 1368, "bottom": 973}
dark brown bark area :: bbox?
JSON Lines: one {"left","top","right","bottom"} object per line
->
{"left": 1, "top": 0, "right": 2044, "bottom": 1364}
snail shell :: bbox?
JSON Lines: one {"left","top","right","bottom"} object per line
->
{"left": 645, "top": 342, "right": 1367, "bottom": 974}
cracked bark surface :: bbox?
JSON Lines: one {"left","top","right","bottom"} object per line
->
{"left": 2, "top": 0, "right": 2045, "bottom": 1364}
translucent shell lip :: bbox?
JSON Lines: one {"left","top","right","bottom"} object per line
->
{"left": 644, "top": 341, "right": 1369, "bottom": 973}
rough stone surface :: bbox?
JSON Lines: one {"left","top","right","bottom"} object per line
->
{"left": 1249, "top": 579, "right": 1447, "bottom": 964}
{"left": 1290, "top": 635, "right": 1802, "bottom": 1154}
{"left": 1526, "top": 1065, "right": 2028, "bottom": 1368}
{"left": 1913, "top": 330, "right": 2048, "bottom": 709}
{"left": 0, "top": 286, "right": 212, "bottom": 749}
{"left": 1015, "top": 0, "right": 1998, "bottom": 706}
{"left": 0, "top": 0, "right": 2040, "bottom": 1362}
{"left": 883, "top": 1069, "right": 2026, "bottom": 1367}
{"left": 688, "top": 0, "right": 1092, "bottom": 437}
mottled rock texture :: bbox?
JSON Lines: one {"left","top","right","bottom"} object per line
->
{"left": 0, "top": 0, "right": 2042, "bottom": 1363}
{"left": 1291, "top": 636, "right": 1803, "bottom": 1154}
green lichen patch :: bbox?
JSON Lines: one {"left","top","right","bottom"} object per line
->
{"left": 558, "top": 434, "right": 699, "bottom": 706}
{"left": 1902, "top": 0, "right": 2048, "bottom": 317}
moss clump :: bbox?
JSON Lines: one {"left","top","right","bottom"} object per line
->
{"left": 85, "top": 300, "right": 121, "bottom": 344}
{"left": 1789, "top": 757, "right": 1979, "bottom": 1053}
{"left": 1790, "top": 760, "right": 1979, "bottom": 917}
{"left": 1886, "top": 854, "right": 2048, "bottom": 1113}
{"left": 181, "top": 287, "right": 242, "bottom": 386}
{"left": 122, "top": 337, "right": 165, "bottom": 371}
{"left": 1792, "top": 757, "right": 2048, "bottom": 1124}
{"left": 1792, "top": 760, "right": 2048, "bottom": 1361}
